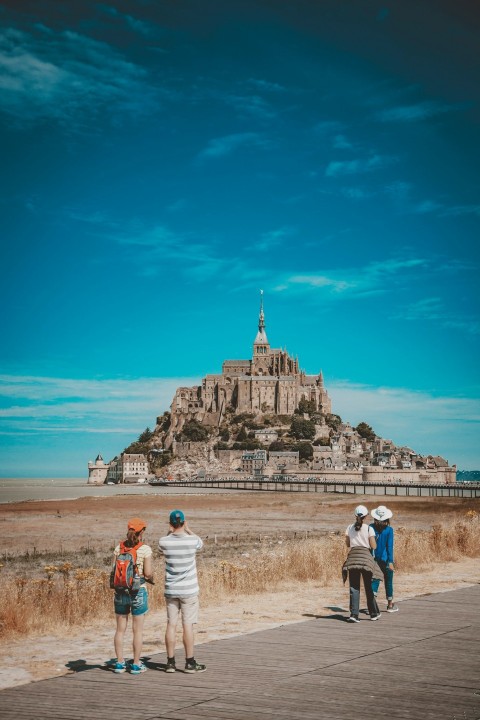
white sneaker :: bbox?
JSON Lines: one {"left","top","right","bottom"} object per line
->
{"left": 387, "top": 605, "right": 399, "bottom": 613}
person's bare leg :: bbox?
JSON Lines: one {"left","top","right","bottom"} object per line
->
{"left": 132, "top": 614, "right": 145, "bottom": 666}
{"left": 114, "top": 615, "right": 128, "bottom": 662}
{"left": 183, "top": 622, "right": 194, "bottom": 658}
{"left": 165, "top": 621, "right": 178, "bottom": 658}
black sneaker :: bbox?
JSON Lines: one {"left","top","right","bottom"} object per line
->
{"left": 370, "top": 613, "right": 382, "bottom": 621}
{"left": 165, "top": 659, "right": 176, "bottom": 673}
{"left": 184, "top": 660, "right": 207, "bottom": 673}
{"left": 347, "top": 615, "right": 360, "bottom": 623}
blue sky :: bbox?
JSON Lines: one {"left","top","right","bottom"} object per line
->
{"left": 0, "top": 0, "right": 479, "bottom": 477}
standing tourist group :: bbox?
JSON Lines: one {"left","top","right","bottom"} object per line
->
{"left": 343, "top": 504, "right": 398, "bottom": 622}
{"left": 109, "top": 502, "right": 398, "bottom": 675}
{"left": 110, "top": 509, "right": 206, "bottom": 675}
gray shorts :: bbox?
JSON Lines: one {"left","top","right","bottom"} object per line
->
{"left": 166, "top": 594, "right": 199, "bottom": 625}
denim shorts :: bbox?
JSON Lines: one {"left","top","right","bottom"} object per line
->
{"left": 114, "top": 586, "right": 148, "bottom": 616}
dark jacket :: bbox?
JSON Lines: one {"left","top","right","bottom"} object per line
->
{"left": 342, "top": 546, "right": 383, "bottom": 584}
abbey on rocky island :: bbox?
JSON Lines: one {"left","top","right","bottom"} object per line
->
{"left": 87, "top": 293, "right": 456, "bottom": 485}
{"left": 168, "top": 292, "right": 331, "bottom": 437}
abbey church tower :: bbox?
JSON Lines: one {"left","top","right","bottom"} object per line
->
{"left": 168, "top": 293, "right": 331, "bottom": 435}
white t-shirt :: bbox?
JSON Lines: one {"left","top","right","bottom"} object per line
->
{"left": 345, "top": 523, "right": 375, "bottom": 548}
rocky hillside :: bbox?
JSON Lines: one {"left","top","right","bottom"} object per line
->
{"left": 120, "top": 401, "right": 426, "bottom": 479}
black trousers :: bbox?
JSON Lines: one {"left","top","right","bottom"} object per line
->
{"left": 349, "top": 569, "right": 379, "bottom": 617}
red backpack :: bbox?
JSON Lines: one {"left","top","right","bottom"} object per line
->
{"left": 110, "top": 541, "right": 143, "bottom": 593}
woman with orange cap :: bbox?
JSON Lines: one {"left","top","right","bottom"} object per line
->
{"left": 110, "top": 518, "right": 153, "bottom": 674}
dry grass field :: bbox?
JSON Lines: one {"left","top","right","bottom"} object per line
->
{"left": 1, "top": 491, "right": 479, "bottom": 689}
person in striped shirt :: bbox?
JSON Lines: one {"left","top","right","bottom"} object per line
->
{"left": 158, "top": 509, "right": 206, "bottom": 673}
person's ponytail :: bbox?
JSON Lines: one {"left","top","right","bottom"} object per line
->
{"left": 125, "top": 528, "right": 141, "bottom": 548}
{"left": 354, "top": 515, "right": 363, "bottom": 531}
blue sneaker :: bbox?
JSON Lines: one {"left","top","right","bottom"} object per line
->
{"left": 112, "top": 661, "right": 127, "bottom": 673}
{"left": 130, "top": 661, "right": 147, "bottom": 674}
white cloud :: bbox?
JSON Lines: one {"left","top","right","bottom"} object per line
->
{"left": 329, "top": 380, "right": 480, "bottom": 468}
{"left": 99, "top": 6, "right": 156, "bottom": 36}
{"left": 325, "top": 154, "right": 397, "bottom": 177}
{"left": 393, "top": 298, "right": 480, "bottom": 336}
{"left": 198, "top": 132, "right": 267, "bottom": 159}
{"left": 441, "top": 205, "right": 480, "bottom": 218}
{"left": 0, "top": 375, "right": 200, "bottom": 434}
{"left": 225, "top": 94, "right": 276, "bottom": 119}
{"left": 247, "top": 78, "right": 286, "bottom": 92}
{"left": 278, "top": 257, "right": 428, "bottom": 298}
{"left": 376, "top": 101, "right": 459, "bottom": 123}
{"left": 252, "top": 227, "right": 297, "bottom": 252}
{"left": 333, "top": 134, "right": 353, "bottom": 150}
{"left": 0, "top": 26, "right": 155, "bottom": 127}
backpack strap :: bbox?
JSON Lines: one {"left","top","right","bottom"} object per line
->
{"left": 119, "top": 541, "right": 143, "bottom": 564}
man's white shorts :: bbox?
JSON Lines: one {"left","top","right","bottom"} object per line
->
{"left": 166, "top": 594, "right": 199, "bottom": 625}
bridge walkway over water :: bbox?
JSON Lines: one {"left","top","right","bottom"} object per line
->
{"left": 1, "top": 585, "right": 479, "bottom": 720}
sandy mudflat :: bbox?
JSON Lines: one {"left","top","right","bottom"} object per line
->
{"left": 0, "top": 488, "right": 479, "bottom": 691}
{"left": 0, "top": 478, "right": 238, "bottom": 504}
{"left": 1, "top": 486, "right": 479, "bottom": 553}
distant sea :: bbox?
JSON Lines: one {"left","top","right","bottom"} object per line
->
{"left": 456, "top": 470, "right": 480, "bottom": 482}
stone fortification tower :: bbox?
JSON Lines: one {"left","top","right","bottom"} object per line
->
{"left": 167, "top": 293, "right": 331, "bottom": 439}
{"left": 87, "top": 454, "right": 109, "bottom": 485}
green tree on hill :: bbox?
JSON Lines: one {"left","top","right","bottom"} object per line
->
{"left": 290, "top": 416, "right": 316, "bottom": 440}
{"left": 325, "top": 413, "right": 342, "bottom": 431}
{"left": 313, "top": 437, "right": 331, "bottom": 446}
{"left": 157, "top": 412, "right": 171, "bottom": 433}
{"left": 236, "top": 425, "right": 248, "bottom": 441}
{"left": 219, "top": 428, "right": 230, "bottom": 441}
{"left": 181, "top": 420, "right": 209, "bottom": 442}
{"left": 232, "top": 440, "right": 261, "bottom": 450}
{"left": 293, "top": 441, "right": 314, "bottom": 462}
{"left": 138, "top": 427, "right": 154, "bottom": 443}
{"left": 214, "top": 442, "right": 230, "bottom": 451}
{"left": 123, "top": 441, "right": 149, "bottom": 454}
{"left": 297, "top": 398, "right": 316, "bottom": 415}
{"left": 355, "top": 422, "right": 376, "bottom": 441}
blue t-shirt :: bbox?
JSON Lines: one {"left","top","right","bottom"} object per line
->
{"left": 370, "top": 523, "right": 394, "bottom": 564}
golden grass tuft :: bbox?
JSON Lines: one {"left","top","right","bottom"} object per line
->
{"left": 0, "top": 517, "right": 478, "bottom": 641}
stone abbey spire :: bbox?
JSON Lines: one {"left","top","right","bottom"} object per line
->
{"left": 167, "top": 291, "right": 332, "bottom": 432}
{"left": 253, "top": 289, "right": 269, "bottom": 355}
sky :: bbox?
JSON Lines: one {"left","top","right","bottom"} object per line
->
{"left": 0, "top": 0, "right": 479, "bottom": 477}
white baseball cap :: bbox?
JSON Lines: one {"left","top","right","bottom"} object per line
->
{"left": 354, "top": 505, "right": 369, "bottom": 517}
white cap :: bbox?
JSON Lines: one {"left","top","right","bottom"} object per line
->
{"left": 354, "top": 505, "right": 368, "bottom": 517}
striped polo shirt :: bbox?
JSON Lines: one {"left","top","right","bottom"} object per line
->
{"left": 158, "top": 532, "right": 203, "bottom": 598}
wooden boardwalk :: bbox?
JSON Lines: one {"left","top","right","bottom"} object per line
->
{"left": 1, "top": 585, "right": 479, "bottom": 720}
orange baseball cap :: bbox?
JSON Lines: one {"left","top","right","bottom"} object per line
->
{"left": 128, "top": 517, "right": 146, "bottom": 533}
